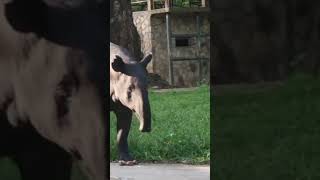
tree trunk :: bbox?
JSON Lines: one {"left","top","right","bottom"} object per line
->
{"left": 110, "top": 0, "right": 141, "bottom": 59}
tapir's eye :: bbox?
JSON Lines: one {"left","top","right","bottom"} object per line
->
{"left": 128, "top": 84, "right": 135, "bottom": 91}
{"left": 127, "top": 91, "right": 132, "bottom": 100}
{"left": 127, "top": 85, "right": 134, "bottom": 100}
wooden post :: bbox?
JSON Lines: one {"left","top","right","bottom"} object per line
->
{"left": 201, "top": 0, "right": 207, "bottom": 7}
{"left": 165, "top": 0, "right": 172, "bottom": 9}
{"left": 166, "top": 13, "right": 173, "bottom": 85}
{"left": 196, "top": 15, "right": 202, "bottom": 85}
{"left": 147, "top": 0, "right": 154, "bottom": 10}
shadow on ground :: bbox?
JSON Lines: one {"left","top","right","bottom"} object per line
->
{"left": 0, "top": 158, "right": 88, "bottom": 180}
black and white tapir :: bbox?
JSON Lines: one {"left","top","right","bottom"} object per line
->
{"left": 0, "top": 0, "right": 107, "bottom": 179}
{"left": 110, "top": 42, "right": 152, "bottom": 166}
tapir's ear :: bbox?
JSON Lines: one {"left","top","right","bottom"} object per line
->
{"left": 112, "top": 55, "right": 125, "bottom": 72}
{"left": 140, "top": 54, "right": 152, "bottom": 68}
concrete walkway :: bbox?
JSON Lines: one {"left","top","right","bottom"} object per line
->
{"left": 110, "top": 163, "right": 210, "bottom": 180}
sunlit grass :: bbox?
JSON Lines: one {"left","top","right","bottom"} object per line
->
{"left": 110, "top": 85, "right": 210, "bottom": 164}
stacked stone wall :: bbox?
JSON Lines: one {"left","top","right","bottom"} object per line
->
{"left": 133, "top": 12, "right": 210, "bottom": 87}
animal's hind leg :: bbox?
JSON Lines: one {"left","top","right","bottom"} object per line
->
{"left": 114, "top": 106, "right": 136, "bottom": 166}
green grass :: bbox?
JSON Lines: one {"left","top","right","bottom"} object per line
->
{"left": 213, "top": 74, "right": 320, "bottom": 180}
{"left": 110, "top": 85, "right": 210, "bottom": 164}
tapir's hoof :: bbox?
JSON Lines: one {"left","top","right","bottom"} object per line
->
{"left": 118, "top": 160, "right": 138, "bottom": 166}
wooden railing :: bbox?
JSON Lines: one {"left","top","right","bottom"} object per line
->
{"left": 131, "top": 0, "right": 209, "bottom": 11}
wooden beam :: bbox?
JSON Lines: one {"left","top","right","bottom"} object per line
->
{"left": 131, "top": 0, "right": 147, "bottom": 5}
{"left": 196, "top": 15, "right": 202, "bottom": 85}
{"left": 164, "top": 0, "right": 172, "bottom": 9}
{"left": 147, "top": 0, "right": 154, "bottom": 10}
{"left": 149, "top": 7, "right": 210, "bottom": 15}
{"left": 201, "top": 0, "right": 208, "bottom": 7}
{"left": 166, "top": 13, "right": 173, "bottom": 85}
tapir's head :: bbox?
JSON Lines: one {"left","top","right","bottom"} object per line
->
{"left": 111, "top": 53, "right": 152, "bottom": 132}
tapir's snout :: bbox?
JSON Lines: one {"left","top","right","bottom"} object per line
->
{"left": 138, "top": 108, "right": 151, "bottom": 132}
{"left": 139, "top": 119, "right": 151, "bottom": 132}
{"left": 137, "top": 93, "right": 152, "bottom": 133}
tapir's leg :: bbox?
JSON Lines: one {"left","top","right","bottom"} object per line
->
{"left": 114, "top": 106, "right": 136, "bottom": 166}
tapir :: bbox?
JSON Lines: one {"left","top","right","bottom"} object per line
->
{"left": 110, "top": 42, "right": 152, "bottom": 166}
{"left": 0, "top": 0, "right": 107, "bottom": 179}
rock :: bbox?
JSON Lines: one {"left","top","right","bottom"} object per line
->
{"left": 147, "top": 73, "right": 172, "bottom": 89}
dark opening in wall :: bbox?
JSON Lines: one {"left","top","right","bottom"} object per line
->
{"left": 175, "top": 38, "right": 190, "bottom": 47}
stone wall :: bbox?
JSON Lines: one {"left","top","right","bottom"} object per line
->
{"left": 173, "top": 15, "right": 210, "bottom": 87}
{"left": 133, "top": 12, "right": 210, "bottom": 87}
{"left": 149, "top": 15, "right": 168, "bottom": 83}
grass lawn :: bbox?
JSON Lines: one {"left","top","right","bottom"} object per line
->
{"left": 213, "top": 74, "right": 320, "bottom": 180}
{"left": 110, "top": 85, "right": 210, "bottom": 164}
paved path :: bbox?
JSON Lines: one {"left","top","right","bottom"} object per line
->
{"left": 110, "top": 163, "right": 210, "bottom": 180}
